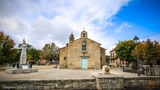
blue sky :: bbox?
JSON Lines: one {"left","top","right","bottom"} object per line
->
{"left": 114, "top": 0, "right": 160, "bottom": 40}
{"left": 0, "top": 0, "right": 159, "bottom": 54}
{"left": 117, "top": 0, "right": 160, "bottom": 32}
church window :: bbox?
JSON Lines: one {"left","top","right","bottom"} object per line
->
{"left": 82, "top": 45, "right": 86, "bottom": 51}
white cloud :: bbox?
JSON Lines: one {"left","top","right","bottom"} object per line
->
{"left": 0, "top": 18, "right": 31, "bottom": 46}
{"left": 115, "top": 22, "right": 131, "bottom": 33}
{"left": 29, "top": 15, "right": 73, "bottom": 48}
{"left": 0, "top": 0, "right": 131, "bottom": 51}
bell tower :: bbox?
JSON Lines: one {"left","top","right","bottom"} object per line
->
{"left": 81, "top": 27, "right": 88, "bottom": 38}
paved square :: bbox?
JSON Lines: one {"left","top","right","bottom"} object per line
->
{"left": 0, "top": 65, "right": 145, "bottom": 81}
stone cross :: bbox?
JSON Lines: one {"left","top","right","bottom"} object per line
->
{"left": 20, "top": 39, "right": 27, "bottom": 65}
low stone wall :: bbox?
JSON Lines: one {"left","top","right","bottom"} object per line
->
{"left": 0, "top": 79, "right": 96, "bottom": 90}
{"left": 96, "top": 76, "right": 124, "bottom": 90}
{"left": 0, "top": 77, "right": 160, "bottom": 89}
{"left": 124, "top": 77, "right": 160, "bottom": 89}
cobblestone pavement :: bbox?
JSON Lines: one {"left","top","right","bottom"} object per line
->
{"left": 0, "top": 65, "right": 145, "bottom": 81}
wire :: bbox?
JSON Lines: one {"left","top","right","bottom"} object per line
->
{"left": 139, "top": 32, "right": 160, "bottom": 39}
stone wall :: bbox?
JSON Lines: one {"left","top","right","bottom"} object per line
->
{"left": 96, "top": 76, "right": 124, "bottom": 90}
{"left": 95, "top": 76, "right": 160, "bottom": 90}
{"left": 1, "top": 77, "right": 160, "bottom": 89}
{"left": 100, "top": 47, "right": 106, "bottom": 68}
{"left": 0, "top": 79, "right": 96, "bottom": 90}
{"left": 124, "top": 77, "right": 160, "bottom": 89}
{"left": 59, "top": 47, "right": 68, "bottom": 68}
{"left": 67, "top": 38, "right": 101, "bottom": 69}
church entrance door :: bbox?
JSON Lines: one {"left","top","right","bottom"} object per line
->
{"left": 81, "top": 58, "right": 87, "bottom": 69}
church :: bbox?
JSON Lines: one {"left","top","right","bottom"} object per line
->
{"left": 59, "top": 29, "right": 106, "bottom": 69}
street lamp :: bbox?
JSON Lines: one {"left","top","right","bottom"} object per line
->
{"left": 133, "top": 36, "right": 140, "bottom": 76}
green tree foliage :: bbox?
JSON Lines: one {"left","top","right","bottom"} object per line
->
{"left": 132, "top": 42, "right": 145, "bottom": 61}
{"left": 27, "top": 48, "right": 40, "bottom": 63}
{"left": 132, "top": 39, "right": 160, "bottom": 65}
{"left": 152, "top": 41, "right": 160, "bottom": 64}
{"left": 9, "top": 48, "right": 21, "bottom": 64}
{"left": 0, "top": 31, "right": 15, "bottom": 65}
{"left": 41, "top": 43, "right": 59, "bottom": 62}
{"left": 115, "top": 40, "right": 136, "bottom": 63}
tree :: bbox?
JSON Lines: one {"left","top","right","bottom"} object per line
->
{"left": 132, "top": 39, "right": 160, "bottom": 65}
{"left": 0, "top": 31, "right": 15, "bottom": 65}
{"left": 132, "top": 42, "right": 145, "bottom": 62}
{"left": 143, "top": 39, "right": 160, "bottom": 65}
{"left": 114, "top": 39, "right": 160, "bottom": 67}
{"left": 115, "top": 40, "right": 136, "bottom": 64}
{"left": 27, "top": 48, "right": 40, "bottom": 63}
{"left": 152, "top": 41, "right": 160, "bottom": 65}
{"left": 143, "top": 39, "right": 154, "bottom": 65}
{"left": 40, "top": 43, "right": 59, "bottom": 62}
{"left": 9, "top": 48, "right": 21, "bottom": 64}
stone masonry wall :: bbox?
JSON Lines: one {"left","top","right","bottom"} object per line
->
{"left": 0, "top": 79, "right": 96, "bottom": 90}
{"left": 95, "top": 76, "right": 160, "bottom": 90}
{"left": 66, "top": 38, "right": 101, "bottom": 69}
{"left": 100, "top": 47, "right": 106, "bottom": 68}
{"left": 124, "top": 77, "right": 160, "bottom": 89}
{"left": 59, "top": 47, "right": 68, "bottom": 69}
{"left": 1, "top": 77, "right": 160, "bottom": 89}
{"left": 96, "top": 77, "right": 124, "bottom": 90}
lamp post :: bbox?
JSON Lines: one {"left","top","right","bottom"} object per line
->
{"left": 133, "top": 36, "right": 140, "bottom": 76}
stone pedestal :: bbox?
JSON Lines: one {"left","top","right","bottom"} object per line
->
{"left": 6, "top": 64, "right": 38, "bottom": 74}
{"left": 92, "top": 72, "right": 123, "bottom": 90}
{"left": 19, "top": 64, "right": 29, "bottom": 69}
{"left": 6, "top": 68, "right": 38, "bottom": 74}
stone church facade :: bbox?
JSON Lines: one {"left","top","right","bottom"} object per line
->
{"left": 59, "top": 30, "right": 106, "bottom": 69}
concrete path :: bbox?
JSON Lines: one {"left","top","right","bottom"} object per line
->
{"left": 0, "top": 65, "right": 145, "bottom": 81}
